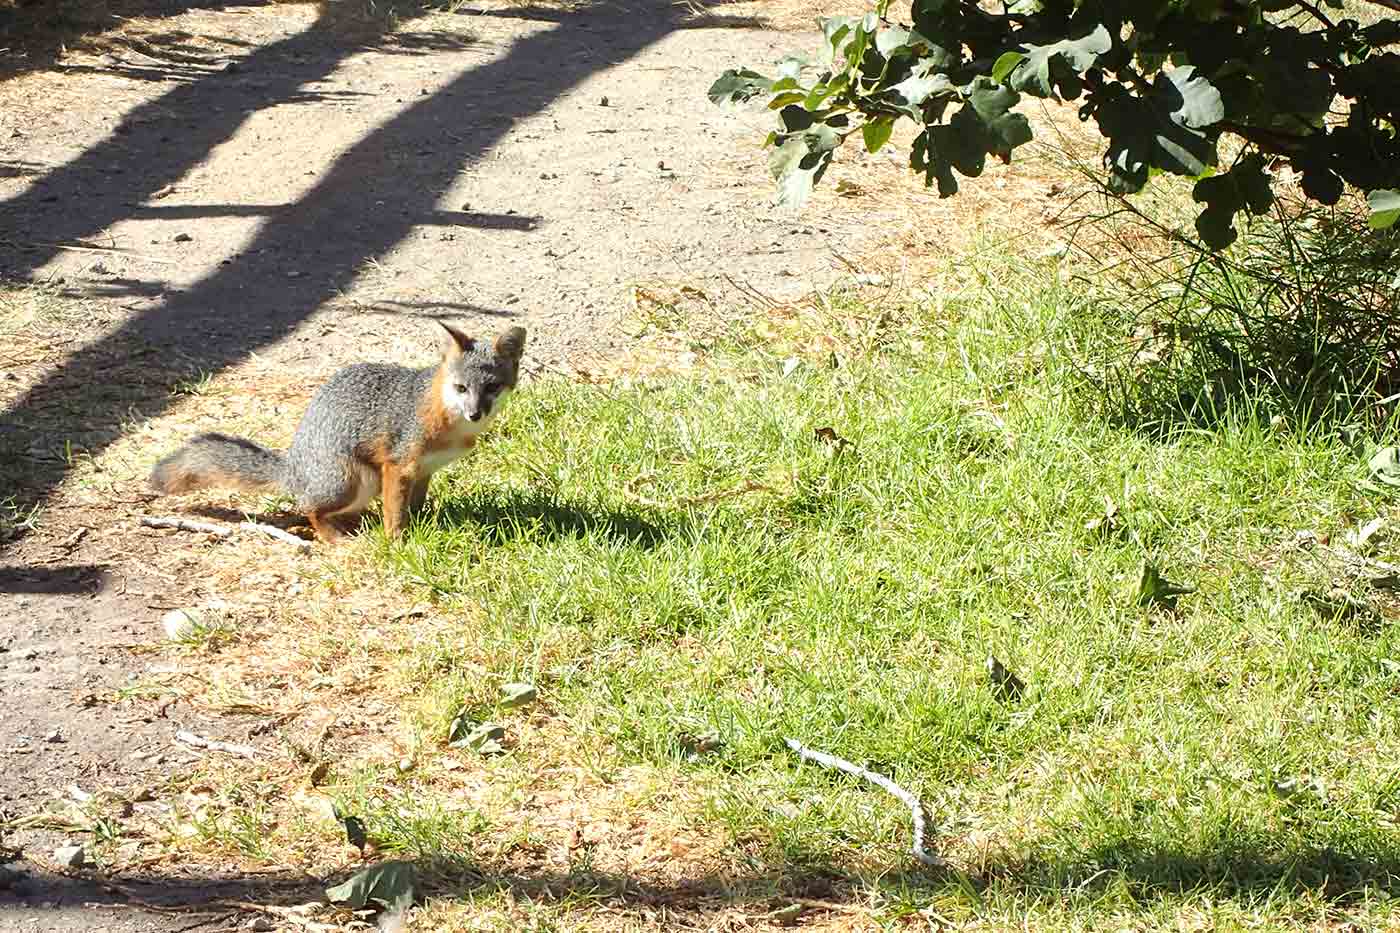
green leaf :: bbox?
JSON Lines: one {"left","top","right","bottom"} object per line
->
{"left": 965, "top": 77, "right": 1033, "bottom": 157}
{"left": 891, "top": 60, "right": 954, "bottom": 108}
{"left": 911, "top": 128, "right": 958, "bottom": 196}
{"left": 1300, "top": 167, "right": 1344, "bottom": 206}
{"left": 1369, "top": 447, "right": 1400, "bottom": 488}
{"left": 775, "top": 56, "right": 807, "bottom": 80}
{"left": 804, "top": 83, "right": 836, "bottom": 110}
{"left": 1161, "top": 65, "right": 1224, "bottom": 129}
{"left": 991, "top": 51, "right": 1026, "bottom": 84}
{"left": 501, "top": 682, "right": 538, "bottom": 708}
{"left": 770, "top": 125, "right": 839, "bottom": 209}
{"left": 448, "top": 710, "right": 508, "bottom": 754}
{"left": 1191, "top": 155, "right": 1273, "bottom": 249}
{"left": 325, "top": 861, "right": 416, "bottom": 916}
{"left": 461, "top": 722, "right": 506, "bottom": 754}
{"left": 863, "top": 117, "right": 895, "bottom": 153}
{"left": 779, "top": 105, "right": 816, "bottom": 133}
{"left": 1368, "top": 189, "right": 1400, "bottom": 230}
{"left": 708, "top": 69, "right": 772, "bottom": 107}
{"left": 1096, "top": 68, "right": 1222, "bottom": 194}
{"left": 875, "top": 25, "right": 912, "bottom": 58}
{"left": 1136, "top": 563, "right": 1196, "bottom": 609}
{"left": 1010, "top": 25, "right": 1112, "bottom": 99}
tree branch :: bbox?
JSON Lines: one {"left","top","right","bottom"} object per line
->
{"left": 1218, "top": 120, "right": 1317, "bottom": 157}
{"left": 1293, "top": 0, "right": 1334, "bottom": 28}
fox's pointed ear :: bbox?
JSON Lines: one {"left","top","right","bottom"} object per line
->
{"left": 494, "top": 326, "right": 526, "bottom": 362}
{"left": 437, "top": 321, "right": 475, "bottom": 358}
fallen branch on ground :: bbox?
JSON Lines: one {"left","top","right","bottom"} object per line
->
{"left": 141, "top": 516, "right": 310, "bottom": 553}
{"left": 36, "top": 241, "right": 176, "bottom": 264}
{"left": 140, "top": 516, "right": 232, "bottom": 538}
{"left": 784, "top": 737, "right": 942, "bottom": 868}
{"left": 240, "top": 521, "right": 312, "bottom": 553}
{"left": 175, "top": 730, "right": 258, "bottom": 760}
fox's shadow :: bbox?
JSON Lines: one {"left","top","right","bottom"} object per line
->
{"left": 168, "top": 486, "right": 677, "bottom": 549}
{"left": 428, "top": 486, "right": 677, "bottom": 550}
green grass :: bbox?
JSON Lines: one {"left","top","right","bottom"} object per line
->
{"left": 367, "top": 255, "right": 1400, "bottom": 928}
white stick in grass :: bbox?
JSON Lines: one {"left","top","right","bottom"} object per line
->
{"left": 784, "top": 737, "right": 942, "bottom": 868}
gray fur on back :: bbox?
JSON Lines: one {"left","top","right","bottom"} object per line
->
{"left": 282, "top": 363, "right": 433, "bottom": 508}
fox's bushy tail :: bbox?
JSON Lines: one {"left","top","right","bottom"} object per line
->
{"left": 148, "top": 433, "right": 287, "bottom": 495}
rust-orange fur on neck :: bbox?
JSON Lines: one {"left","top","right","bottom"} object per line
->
{"left": 416, "top": 362, "right": 476, "bottom": 458}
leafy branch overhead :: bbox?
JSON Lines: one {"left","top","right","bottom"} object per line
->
{"left": 709, "top": 0, "right": 1400, "bottom": 248}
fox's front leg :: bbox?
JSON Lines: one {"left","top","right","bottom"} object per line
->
{"left": 380, "top": 464, "right": 417, "bottom": 539}
{"left": 406, "top": 475, "right": 431, "bottom": 521}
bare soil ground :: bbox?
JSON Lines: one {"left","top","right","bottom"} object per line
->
{"left": 0, "top": 0, "right": 1075, "bottom": 928}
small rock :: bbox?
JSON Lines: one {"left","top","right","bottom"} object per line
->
{"left": 44, "top": 729, "right": 63, "bottom": 744}
{"left": 286, "top": 270, "right": 303, "bottom": 279}
{"left": 54, "top": 844, "right": 85, "bottom": 868}
{"left": 247, "top": 918, "right": 275, "bottom": 931}
{"left": 599, "top": 95, "right": 609, "bottom": 106}
{"left": 173, "top": 232, "right": 192, "bottom": 243}
{"left": 162, "top": 609, "right": 198, "bottom": 641}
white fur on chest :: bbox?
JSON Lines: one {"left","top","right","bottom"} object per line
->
{"left": 418, "top": 413, "right": 494, "bottom": 476}
{"left": 422, "top": 384, "right": 509, "bottom": 476}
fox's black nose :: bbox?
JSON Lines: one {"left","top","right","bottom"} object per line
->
{"left": 469, "top": 410, "right": 484, "bottom": 422}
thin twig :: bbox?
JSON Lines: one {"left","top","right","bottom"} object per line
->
{"left": 36, "top": 242, "right": 176, "bottom": 264}
{"left": 175, "top": 730, "right": 258, "bottom": 760}
{"left": 142, "top": 515, "right": 311, "bottom": 553}
{"left": 785, "top": 737, "right": 942, "bottom": 868}
{"left": 623, "top": 475, "right": 773, "bottom": 509}
{"left": 140, "top": 516, "right": 232, "bottom": 538}
{"left": 240, "top": 521, "right": 312, "bottom": 554}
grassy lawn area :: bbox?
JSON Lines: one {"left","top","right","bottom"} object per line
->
{"left": 337, "top": 250, "right": 1400, "bottom": 929}
{"left": 7, "top": 213, "right": 1396, "bottom": 931}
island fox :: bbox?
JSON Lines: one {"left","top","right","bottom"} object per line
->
{"left": 149, "top": 323, "right": 526, "bottom": 543}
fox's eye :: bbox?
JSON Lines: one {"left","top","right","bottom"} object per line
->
{"left": 453, "top": 383, "right": 468, "bottom": 394}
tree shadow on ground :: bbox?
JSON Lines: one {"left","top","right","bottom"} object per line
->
{"left": 0, "top": 562, "right": 109, "bottom": 594}
{"left": 0, "top": 0, "right": 427, "bottom": 84}
{"left": 0, "top": 0, "right": 758, "bottom": 549}
{"left": 0, "top": 864, "right": 325, "bottom": 928}
{"left": 987, "top": 836, "right": 1400, "bottom": 904}
{"left": 9, "top": 831, "right": 1399, "bottom": 926}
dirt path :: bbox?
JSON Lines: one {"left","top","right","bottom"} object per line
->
{"left": 0, "top": 0, "right": 895, "bottom": 928}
